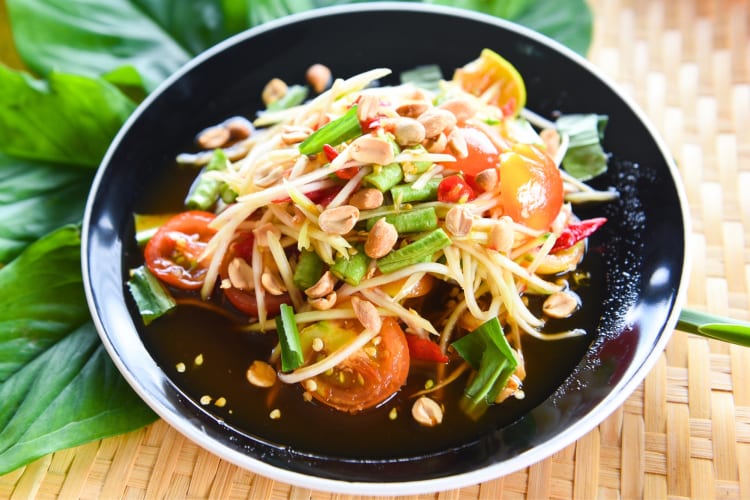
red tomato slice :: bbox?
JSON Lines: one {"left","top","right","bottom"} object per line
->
{"left": 300, "top": 317, "right": 410, "bottom": 413}
{"left": 445, "top": 126, "right": 500, "bottom": 177}
{"left": 219, "top": 232, "right": 290, "bottom": 317}
{"left": 144, "top": 211, "right": 216, "bottom": 290}
{"left": 499, "top": 144, "right": 564, "bottom": 230}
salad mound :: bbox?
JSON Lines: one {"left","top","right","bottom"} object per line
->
{"left": 128, "top": 49, "right": 615, "bottom": 426}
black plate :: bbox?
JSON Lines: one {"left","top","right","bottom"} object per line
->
{"left": 82, "top": 3, "right": 689, "bottom": 494}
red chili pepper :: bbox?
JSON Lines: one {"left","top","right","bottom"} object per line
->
{"left": 437, "top": 175, "right": 476, "bottom": 203}
{"left": 323, "top": 144, "right": 339, "bottom": 162}
{"left": 406, "top": 333, "right": 449, "bottom": 363}
{"left": 551, "top": 217, "right": 607, "bottom": 251}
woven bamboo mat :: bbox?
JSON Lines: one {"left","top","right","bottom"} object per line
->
{"left": 2, "top": 0, "right": 749, "bottom": 498}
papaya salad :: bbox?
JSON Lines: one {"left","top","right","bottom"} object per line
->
{"left": 128, "top": 49, "right": 617, "bottom": 425}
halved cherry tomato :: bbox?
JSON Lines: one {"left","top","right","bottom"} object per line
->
{"left": 144, "top": 211, "right": 216, "bottom": 290}
{"left": 437, "top": 174, "right": 475, "bottom": 203}
{"left": 298, "top": 317, "right": 409, "bottom": 413}
{"left": 445, "top": 126, "right": 500, "bottom": 177}
{"left": 219, "top": 232, "right": 290, "bottom": 317}
{"left": 499, "top": 144, "right": 564, "bottom": 230}
{"left": 380, "top": 274, "right": 435, "bottom": 299}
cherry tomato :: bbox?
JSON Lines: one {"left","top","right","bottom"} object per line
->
{"left": 144, "top": 211, "right": 216, "bottom": 290}
{"left": 499, "top": 144, "right": 563, "bottom": 230}
{"left": 437, "top": 175, "right": 475, "bottom": 203}
{"left": 299, "top": 317, "right": 410, "bottom": 413}
{"left": 444, "top": 126, "right": 499, "bottom": 177}
{"left": 219, "top": 232, "right": 290, "bottom": 317}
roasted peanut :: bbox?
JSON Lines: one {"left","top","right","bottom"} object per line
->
{"left": 396, "top": 99, "right": 430, "bottom": 118}
{"left": 318, "top": 205, "right": 360, "bottom": 234}
{"left": 364, "top": 217, "right": 398, "bottom": 258}
{"left": 197, "top": 126, "right": 231, "bottom": 149}
{"left": 447, "top": 127, "right": 468, "bottom": 159}
{"left": 445, "top": 206, "right": 473, "bottom": 237}
{"left": 309, "top": 291, "right": 337, "bottom": 310}
{"left": 474, "top": 168, "right": 499, "bottom": 192}
{"left": 417, "top": 108, "right": 457, "bottom": 138}
{"left": 253, "top": 164, "right": 284, "bottom": 187}
{"left": 306, "top": 63, "right": 331, "bottom": 93}
{"left": 246, "top": 360, "right": 276, "bottom": 388}
{"left": 424, "top": 132, "right": 448, "bottom": 153}
{"left": 357, "top": 94, "right": 381, "bottom": 122}
{"left": 438, "top": 97, "right": 478, "bottom": 123}
{"left": 252, "top": 222, "right": 282, "bottom": 247}
{"left": 262, "top": 78, "right": 287, "bottom": 105}
{"left": 542, "top": 291, "right": 580, "bottom": 318}
{"left": 391, "top": 117, "right": 426, "bottom": 146}
{"left": 227, "top": 257, "right": 254, "bottom": 290}
{"left": 261, "top": 271, "right": 286, "bottom": 295}
{"left": 224, "top": 117, "right": 253, "bottom": 140}
{"left": 305, "top": 270, "right": 336, "bottom": 298}
{"left": 489, "top": 216, "right": 514, "bottom": 254}
{"left": 351, "top": 296, "right": 382, "bottom": 333}
{"left": 348, "top": 188, "right": 384, "bottom": 210}
{"left": 411, "top": 396, "right": 443, "bottom": 427}
{"left": 350, "top": 135, "right": 394, "bottom": 165}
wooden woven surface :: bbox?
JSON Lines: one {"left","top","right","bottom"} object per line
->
{"left": 2, "top": 0, "right": 749, "bottom": 498}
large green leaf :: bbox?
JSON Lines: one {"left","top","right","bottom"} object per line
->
{"left": 0, "top": 322, "right": 156, "bottom": 475}
{"left": 5, "top": 0, "right": 190, "bottom": 91}
{"left": 0, "top": 66, "right": 135, "bottom": 167}
{"left": 6, "top": 0, "right": 592, "bottom": 96}
{"left": 0, "top": 226, "right": 89, "bottom": 381}
{"left": 0, "top": 226, "right": 156, "bottom": 474}
{"left": 0, "top": 153, "right": 92, "bottom": 265}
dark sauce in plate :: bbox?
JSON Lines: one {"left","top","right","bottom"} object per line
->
{"left": 124, "top": 160, "right": 606, "bottom": 460}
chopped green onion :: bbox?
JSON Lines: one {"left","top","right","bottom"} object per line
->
{"left": 267, "top": 84, "right": 308, "bottom": 111}
{"left": 293, "top": 249, "right": 325, "bottom": 290}
{"left": 185, "top": 149, "right": 230, "bottom": 210}
{"left": 330, "top": 246, "right": 369, "bottom": 285}
{"left": 275, "top": 303, "right": 304, "bottom": 372}
{"left": 677, "top": 308, "right": 750, "bottom": 347}
{"left": 127, "top": 265, "right": 176, "bottom": 325}
{"left": 364, "top": 163, "right": 404, "bottom": 191}
{"left": 390, "top": 178, "right": 441, "bottom": 204}
{"left": 376, "top": 228, "right": 451, "bottom": 274}
{"left": 366, "top": 207, "right": 438, "bottom": 234}
{"left": 556, "top": 114, "right": 609, "bottom": 181}
{"left": 451, "top": 317, "right": 518, "bottom": 419}
{"left": 298, "top": 104, "right": 362, "bottom": 155}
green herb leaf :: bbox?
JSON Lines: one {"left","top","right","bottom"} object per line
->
{"left": 0, "top": 153, "right": 92, "bottom": 265}
{"left": 0, "top": 226, "right": 90, "bottom": 381}
{"left": 0, "top": 67, "right": 135, "bottom": 167}
{"left": 556, "top": 114, "right": 609, "bottom": 181}
{"left": 0, "top": 226, "right": 156, "bottom": 474}
{"left": 275, "top": 304, "right": 304, "bottom": 372}
{"left": 6, "top": 0, "right": 191, "bottom": 92}
{"left": 0, "top": 322, "right": 156, "bottom": 475}
{"left": 451, "top": 317, "right": 518, "bottom": 418}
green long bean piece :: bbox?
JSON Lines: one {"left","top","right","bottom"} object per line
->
{"left": 377, "top": 228, "right": 451, "bottom": 274}
{"left": 330, "top": 246, "right": 369, "bottom": 285}
{"left": 293, "top": 249, "right": 325, "bottom": 290}
{"left": 364, "top": 163, "right": 404, "bottom": 192}
{"left": 365, "top": 207, "right": 438, "bottom": 234}
{"left": 184, "top": 149, "right": 230, "bottom": 210}
{"left": 390, "top": 178, "right": 441, "bottom": 204}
